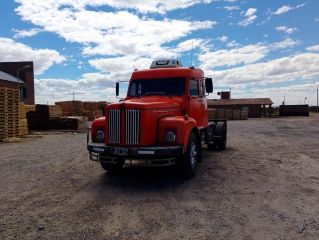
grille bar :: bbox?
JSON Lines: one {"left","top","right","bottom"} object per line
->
{"left": 108, "top": 109, "right": 121, "bottom": 143}
{"left": 126, "top": 109, "right": 140, "bottom": 144}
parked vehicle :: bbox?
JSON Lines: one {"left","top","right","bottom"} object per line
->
{"left": 87, "top": 59, "right": 227, "bottom": 178}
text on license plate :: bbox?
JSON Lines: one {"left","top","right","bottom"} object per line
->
{"left": 114, "top": 147, "right": 128, "bottom": 155}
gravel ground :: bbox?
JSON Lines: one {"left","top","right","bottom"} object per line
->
{"left": 1, "top": 114, "right": 319, "bottom": 239}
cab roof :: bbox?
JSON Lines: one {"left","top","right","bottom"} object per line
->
{"left": 131, "top": 67, "right": 204, "bottom": 80}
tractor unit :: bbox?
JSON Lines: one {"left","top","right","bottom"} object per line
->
{"left": 87, "top": 59, "right": 227, "bottom": 178}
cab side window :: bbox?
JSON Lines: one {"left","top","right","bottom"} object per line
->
{"left": 189, "top": 79, "right": 199, "bottom": 96}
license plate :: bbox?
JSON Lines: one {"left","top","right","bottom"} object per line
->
{"left": 114, "top": 147, "right": 128, "bottom": 156}
{"left": 93, "top": 147, "right": 105, "bottom": 153}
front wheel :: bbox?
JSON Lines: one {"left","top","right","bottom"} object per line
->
{"left": 177, "top": 132, "right": 200, "bottom": 179}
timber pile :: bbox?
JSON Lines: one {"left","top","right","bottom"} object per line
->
{"left": 55, "top": 100, "right": 107, "bottom": 120}
{"left": 83, "top": 101, "right": 99, "bottom": 111}
{"left": 84, "top": 110, "right": 103, "bottom": 121}
{"left": 27, "top": 104, "right": 81, "bottom": 130}
{"left": 241, "top": 111, "right": 248, "bottom": 120}
{"left": 207, "top": 107, "right": 248, "bottom": 120}
{"left": 19, "top": 102, "right": 28, "bottom": 136}
{"left": 24, "top": 105, "right": 35, "bottom": 112}
{"left": 207, "top": 108, "right": 217, "bottom": 120}
{"left": 224, "top": 109, "right": 233, "bottom": 120}
{"left": 49, "top": 105, "right": 62, "bottom": 118}
{"left": 55, "top": 101, "right": 83, "bottom": 116}
{"left": 232, "top": 110, "right": 241, "bottom": 120}
{"left": 0, "top": 88, "right": 20, "bottom": 142}
{"left": 216, "top": 108, "right": 225, "bottom": 119}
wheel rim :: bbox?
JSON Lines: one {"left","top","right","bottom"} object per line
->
{"left": 190, "top": 141, "right": 197, "bottom": 168}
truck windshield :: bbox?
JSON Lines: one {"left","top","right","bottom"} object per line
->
{"left": 128, "top": 78, "right": 186, "bottom": 97}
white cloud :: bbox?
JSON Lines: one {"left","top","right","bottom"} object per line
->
{"left": 15, "top": 1, "right": 215, "bottom": 58}
{"left": 65, "top": 0, "right": 213, "bottom": 14}
{"left": 207, "top": 53, "right": 319, "bottom": 87}
{"left": 0, "top": 37, "right": 65, "bottom": 74}
{"left": 224, "top": 6, "right": 240, "bottom": 11}
{"left": 306, "top": 44, "right": 319, "bottom": 52}
{"left": 247, "top": 82, "right": 319, "bottom": 106}
{"left": 315, "top": 18, "right": 319, "bottom": 22}
{"left": 176, "top": 39, "right": 206, "bottom": 52}
{"left": 217, "top": 36, "right": 229, "bottom": 42}
{"left": 199, "top": 44, "right": 268, "bottom": 69}
{"left": 13, "top": 28, "right": 43, "bottom": 39}
{"left": 226, "top": 40, "right": 240, "bottom": 48}
{"left": 271, "top": 38, "right": 300, "bottom": 50}
{"left": 274, "top": 5, "right": 294, "bottom": 15}
{"left": 199, "top": 38, "right": 300, "bottom": 70}
{"left": 275, "top": 26, "right": 298, "bottom": 35}
{"left": 89, "top": 56, "right": 153, "bottom": 75}
{"left": 273, "top": 3, "right": 306, "bottom": 15}
{"left": 238, "top": 8, "right": 257, "bottom": 26}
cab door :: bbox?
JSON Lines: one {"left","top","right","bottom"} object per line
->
{"left": 188, "top": 79, "right": 207, "bottom": 128}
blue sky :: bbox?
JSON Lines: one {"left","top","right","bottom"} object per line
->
{"left": 0, "top": 0, "right": 319, "bottom": 105}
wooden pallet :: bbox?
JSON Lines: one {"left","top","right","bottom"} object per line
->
{"left": 0, "top": 88, "right": 20, "bottom": 141}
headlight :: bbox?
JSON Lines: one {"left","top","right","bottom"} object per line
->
{"left": 96, "top": 130, "right": 105, "bottom": 143}
{"left": 166, "top": 131, "right": 176, "bottom": 143}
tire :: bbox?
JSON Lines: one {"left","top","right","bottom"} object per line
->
{"left": 216, "top": 122, "right": 227, "bottom": 151}
{"left": 177, "top": 132, "right": 200, "bottom": 179}
{"left": 207, "top": 122, "right": 227, "bottom": 151}
{"left": 100, "top": 157, "right": 124, "bottom": 172}
{"left": 207, "top": 142, "right": 217, "bottom": 150}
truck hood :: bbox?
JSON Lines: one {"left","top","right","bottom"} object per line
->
{"left": 107, "top": 97, "right": 184, "bottom": 110}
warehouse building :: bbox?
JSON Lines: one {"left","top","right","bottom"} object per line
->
{"left": 0, "top": 71, "right": 24, "bottom": 89}
{"left": 0, "top": 62, "right": 35, "bottom": 104}
{"left": 207, "top": 91, "right": 273, "bottom": 118}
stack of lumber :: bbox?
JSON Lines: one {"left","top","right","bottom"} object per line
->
{"left": 207, "top": 106, "right": 249, "bottom": 120}
{"left": 232, "top": 110, "right": 241, "bottom": 120}
{"left": 47, "top": 118, "right": 79, "bottom": 130}
{"left": 216, "top": 108, "right": 225, "bottom": 119}
{"left": 27, "top": 104, "right": 50, "bottom": 130}
{"left": 49, "top": 105, "right": 62, "bottom": 117}
{"left": 0, "top": 88, "right": 20, "bottom": 142}
{"left": 83, "top": 101, "right": 106, "bottom": 120}
{"left": 84, "top": 110, "right": 103, "bottom": 121}
{"left": 24, "top": 105, "right": 35, "bottom": 112}
{"left": 55, "top": 101, "right": 83, "bottom": 116}
{"left": 241, "top": 111, "right": 248, "bottom": 120}
{"left": 83, "top": 101, "right": 99, "bottom": 111}
{"left": 19, "top": 102, "right": 28, "bottom": 136}
{"left": 224, "top": 109, "right": 233, "bottom": 120}
{"left": 27, "top": 104, "right": 82, "bottom": 131}
{"left": 207, "top": 108, "right": 217, "bottom": 120}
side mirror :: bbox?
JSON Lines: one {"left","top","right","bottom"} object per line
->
{"left": 116, "top": 82, "right": 119, "bottom": 96}
{"left": 205, "top": 78, "right": 213, "bottom": 93}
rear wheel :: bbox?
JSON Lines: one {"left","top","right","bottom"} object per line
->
{"left": 207, "top": 122, "right": 227, "bottom": 151}
{"left": 100, "top": 157, "right": 124, "bottom": 172}
{"left": 177, "top": 132, "right": 200, "bottom": 179}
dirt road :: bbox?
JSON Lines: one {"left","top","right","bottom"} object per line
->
{"left": 1, "top": 114, "right": 319, "bottom": 239}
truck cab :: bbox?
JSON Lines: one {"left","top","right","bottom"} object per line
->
{"left": 87, "top": 59, "right": 227, "bottom": 178}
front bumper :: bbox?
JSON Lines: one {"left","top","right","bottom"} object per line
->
{"left": 88, "top": 142, "right": 183, "bottom": 159}
{"left": 87, "top": 129, "right": 183, "bottom": 166}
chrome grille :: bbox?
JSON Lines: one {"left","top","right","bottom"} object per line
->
{"left": 126, "top": 109, "right": 140, "bottom": 144}
{"left": 108, "top": 109, "right": 121, "bottom": 143}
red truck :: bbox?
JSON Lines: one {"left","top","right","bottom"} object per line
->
{"left": 87, "top": 59, "right": 227, "bottom": 178}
